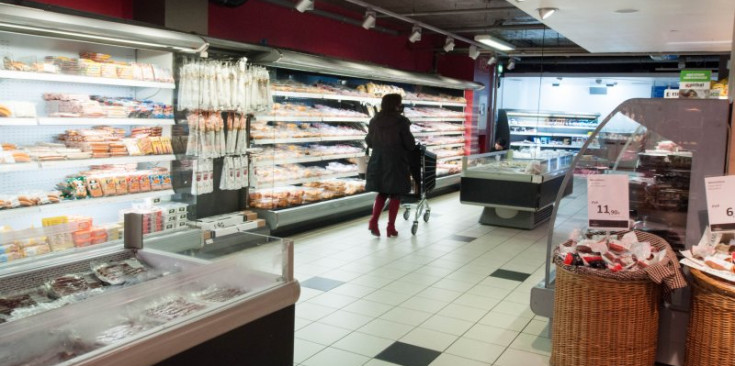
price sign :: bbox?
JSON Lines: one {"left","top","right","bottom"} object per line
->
{"left": 705, "top": 176, "right": 735, "bottom": 233}
{"left": 587, "top": 174, "right": 630, "bottom": 231}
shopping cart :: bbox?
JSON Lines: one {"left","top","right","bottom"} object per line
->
{"left": 402, "top": 144, "right": 437, "bottom": 235}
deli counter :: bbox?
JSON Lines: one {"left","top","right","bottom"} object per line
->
{"left": 0, "top": 228, "right": 299, "bottom": 366}
{"left": 460, "top": 150, "right": 574, "bottom": 229}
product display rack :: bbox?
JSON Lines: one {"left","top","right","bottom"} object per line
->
{"left": 506, "top": 110, "right": 600, "bottom": 152}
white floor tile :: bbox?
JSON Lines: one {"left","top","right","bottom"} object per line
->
{"left": 341, "top": 299, "right": 393, "bottom": 317}
{"left": 445, "top": 338, "right": 505, "bottom": 364}
{"left": 522, "top": 319, "right": 550, "bottom": 337}
{"left": 328, "top": 282, "right": 377, "bottom": 298}
{"left": 297, "top": 287, "right": 325, "bottom": 303}
{"left": 332, "top": 332, "right": 394, "bottom": 357}
{"left": 302, "top": 347, "right": 370, "bottom": 366}
{"left": 401, "top": 296, "right": 450, "bottom": 314}
{"left": 295, "top": 302, "right": 339, "bottom": 321}
{"left": 415, "top": 287, "right": 464, "bottom": 302}
{"left": 508, "top": 333, "right": 551, "bottom": 356}
{"left": 452, "top": 293, "right": 502, "bottom": 311}
{"left": 307, "top": 292, "right": 359, "bottom": 309}
{"left": 294, "top": 339, "right": 326, "bottom": 364}
{"left": 363, "top": 288, "right": 415, "bottom": 306}
{"left": 400, "top": 272, "right": 443, "bottom": 286}
{"left": 463, "top": 324, "right": 519, "bottom": 347}
{"left": 350, "top": 274, "right": 395, "bottom": 288}
{"left": 429, "top": 353, "right": 493, "bottom": 366}
{"left": 379, "top": 306, "right": 433, "bottom": 326}
{"left": 364, "top": 359, "right": 402, "bottom": 366}
{"left": 295, "top": 322, "right": 351, "bottom": 346}
{"left": 319, "top": 309, "right": 375, "bottom": 331}
{"left": 400, "top": 327, "right": 458, "bottom": 352}
{"left": 467, "top": 284, "right": 514, "bottom": 300}
{"left": 321, "top": 268, "right": 365, "bottom": 282}
{"left": 358, "top": 318, "right": 414, "bottom": 340}
{"left": 294, "top": 317, "right": 313, "bottom": 331}
{"left": 492, "top": 301, "right": 534, "bottom": 318}
{"left": 494, "top": 348, "right": 550, "bottom": 366}
{"left": 480, "top": 277, "right": 523, "bottom": 290}
{"left": 432, "top": 278, "right": 477, "bottom": 292}
{"left": 478, "top": 311, "right": 533, "bottom": 332}
{"left": 438, "top": 303, "right": 489, "bottom": 323}
{"left": 421, "top": 314, "right": 475, "bottom": 336}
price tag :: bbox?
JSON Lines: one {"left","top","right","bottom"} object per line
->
{"left": 705, "top": 176, "right": 735, "bottom": 233}
{"left": 587, "top": 174, "right": 630, "bottom": 231}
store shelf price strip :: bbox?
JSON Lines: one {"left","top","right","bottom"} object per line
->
{"left": 705, "top": 176, "right": 735, "bottom": 233}
{"left": 587, "top": 174, "right": 630, "bottom": 231}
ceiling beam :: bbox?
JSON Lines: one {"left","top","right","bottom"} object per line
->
{"left": 375, "top": 6, "right": 517, "bottom": 18}
{"left": 446, "top": 24, "right": 548, "bottom": 33}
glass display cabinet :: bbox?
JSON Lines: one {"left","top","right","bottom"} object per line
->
{"left": 460, "top": 149, "right": 574, "bottom": 229}
{"left": 530, "top": 98, "right": 730, "bottom": 366}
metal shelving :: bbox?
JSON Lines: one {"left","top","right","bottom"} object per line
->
{"left": 253, "top": 171, "right": 359, "bottom": 189}
{"left": 37, "top": 118, "right": 175, "bottom": 126}
{"left": 251, "top": 136, "right": 365, "bottom": 145}
{"left": 0, "top": 69, "right": 176, "bottom": 89}
{"left": 252, "top": 152, "right": 363, "bottom": 167}
{"left": 413, "top": 131, "right": 464, "bottom": 137}
{"left": 271, "top": 90, "right": 466, "bottom": 107}
{"left": 508, "top": 123, "right": 597, "bottom": 130}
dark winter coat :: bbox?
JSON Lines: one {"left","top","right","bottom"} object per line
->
{"left": 365, "top": 111, "right": 416, "bottom": 194}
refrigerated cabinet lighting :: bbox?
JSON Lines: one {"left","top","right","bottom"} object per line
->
{"left": 511, "top": 132, "right": 591, "bottom": 138}
{"left": 0, "top": 155, "right": 176, "bottom": 172}
{"left": 511, "top": 142, "right": 597, "bottom": 149}
{"left": 508, "top": 122, "right": 597, "bottom": 130}
{"left": 251, "top": 136, "right": 365, "bottom": 145}
{"left": 0, "top": 69, "right": 176, "bottom": 89}
{"left": 271, "top": 90, "right": 466, "bottom": 107}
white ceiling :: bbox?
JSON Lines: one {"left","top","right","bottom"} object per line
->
{"left": 510, "top": 0, "right": 735, "bottom": 53}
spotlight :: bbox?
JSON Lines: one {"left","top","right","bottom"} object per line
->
{"left": 468, "top": 45, "right": 480, "bottom": 60}
{"left": 443, "top": 37, "right": 455, "bottom": 52}
{"left": 295, "top": 0, "right": 314, "bottom": 12}
{"left": 538, "top": 7, "right": 558, "bottom": 20}
{"left": 486, "top": 56, "right": 497, "bottom": 65}
{"left": 409, "top": 25, "right": 422, "bottom": 43}
{"left": 678, "top": 59, "right": 686, "bottom": 69}
{"left": 362, "top": 10, "right": 376, "bottom": 29}
{"left": 507, "top": 59, "right": 516, "bottom": 70}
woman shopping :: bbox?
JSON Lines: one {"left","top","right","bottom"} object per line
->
{"left": 365, "top": 93, "right": 416, "bottom": 237}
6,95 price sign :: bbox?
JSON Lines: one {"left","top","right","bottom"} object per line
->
{"left": 587, "top": 175, "right": 630, "bottom": 231}
{"left": 705, "top": 176, "right": 735, "bottom": 233}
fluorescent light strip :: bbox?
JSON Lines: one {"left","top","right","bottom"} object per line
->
{"left": 474, "top": 35, "right": 515, "bottom": 51}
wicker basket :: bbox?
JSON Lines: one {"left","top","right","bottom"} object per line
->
{"left": 685, "top": 268, "right": 735, "bottom": 366}
{"left": 551, "top": 231, "right": 672, "bottom": 366}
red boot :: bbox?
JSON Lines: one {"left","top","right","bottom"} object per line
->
{"left": 386, "top": 195, "right": 400, "bottom": 237}
{"left": 369, "top": 194, "right": 387, "bottom": 236}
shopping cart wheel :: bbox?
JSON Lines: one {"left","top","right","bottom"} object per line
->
{"left": 411, "top": 222, "right": 418, "bottom": 235}
{"left": 423, "top": 211, "right": 430, "bottom": 223}
{"left": 403, "top": 209, "right": 410, "bottom": 220}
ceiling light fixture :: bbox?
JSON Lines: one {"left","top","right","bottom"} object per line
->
{"left": 507, "top": 59, "right": 516, "bottom": 70}
{"left": 537, "top": 7, "right": 558, "bottom": 20}
{"left": 615, "top": 8, "right": 639, "bottom": 14}
{"left": 474, "top": 35, "right": 515, "bottom": 51}
{"left": 443, "top": 37, "right": 455, "bottom": 52}
{"left": 486, "top": 56, "right": 497, "bottom": 65}
{"left": 468, "top": 45, "right": 480, "bottom": 60}
{"left": 295, "top": 0, "right": 314, "bottom": 12}
{"left": 362, "top": 10, "right": 376, "bottom": 29}
{"left": 408, "top": 25, "right": 422, "bottom": 43}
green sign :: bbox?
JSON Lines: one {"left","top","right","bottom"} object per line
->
{"left": 680, "top": 70, "right": 712, "bottom": 82}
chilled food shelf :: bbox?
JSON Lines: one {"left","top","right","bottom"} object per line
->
{"left": 509, "top": 122, "right": 597, "bottom": 130}
{"left": 0, "top": 163, "right": 37, "bottom": 173}
{"left": 321, "top": 116, "right": 370, "bottom": 123}
{"left": 37, "top": 118, "right": 175, "bottom": 126}
{"left": 507, "top": 111, "right": 599, "bottom": 119}
{"left": 511, "top": 142, "right": 601, "bottom": 149}
{"left": 254, "top": 115, "right": 369, "bottom": 123}
{"left": 253, "top": 153, "right": 363, "bottom": 167}
{"left": 0, "top": 118, "right": 37, "bottom": 126}
{"left": 0, "top": 69, "right": 176, "bottom": 89}
{"left": 413, "top": 131, "right": 464, "bottom": 137}
{"left": 255, "top": 191, "right": 377, "bottom": 230}
{"left": 271, "top": 90, "right": 465, "bottom": 107}
{"left": 438, "top": 156, "right": 464, "bottom": 162}
{"left": 425, "top": 143, "right": 465, "bottom": 148}
{"left": 410, "top": 117, "right": 464, "bottom": 122}
{"left": 405, "top": 100, "right": 465, "bottom": 107}
{"left": 0, "top": 189, "right": 175, "bottom": 220}
{"left": 251, "top": 136, "right": 365, "bottom": 145}
{"left": 435, "top": 174, "right": 461, "bottom": 189}
{"left": 254, "top": 172, "right": 359, "bottom": 189}
{"left": 39, "top": 154, "right": 176, "bottom": 168}
{"left": 510, "top": 131, "right": 591, "bottom": 138}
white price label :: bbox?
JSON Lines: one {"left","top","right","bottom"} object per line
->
{"left": 587, "top": 175, "right": 630, "bottom": 231}
{"left": 705, "top": 176, "right": 735, "bottom": 233}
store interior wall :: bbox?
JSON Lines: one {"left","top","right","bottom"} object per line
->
{"left": 31, "top": 0, "right": 134, "bottom": 19}
{"left": 498, "top": 76, "right": 680, "bottom": 132}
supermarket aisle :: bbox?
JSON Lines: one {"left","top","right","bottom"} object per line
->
{"left": 288, "top": 189, "right": 583, "bottom": 366}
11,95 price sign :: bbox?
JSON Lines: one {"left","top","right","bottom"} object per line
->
{"left": 705, "top": 176, "right": 735, "bottom": 233}
{"left": 587, "top": 175, "right": 630, "bottom": 231}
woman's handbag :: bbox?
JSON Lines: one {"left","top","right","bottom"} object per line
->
{"left": 357, "top": 149, "right": 370, "bottom": 178}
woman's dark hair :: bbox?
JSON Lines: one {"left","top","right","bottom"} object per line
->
{"left": 381, "top": 93, "right": 403, "bottom": 113}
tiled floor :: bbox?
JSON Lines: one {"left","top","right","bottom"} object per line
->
{"left": 289, "top": 190, "right": 567, "bottom": 366}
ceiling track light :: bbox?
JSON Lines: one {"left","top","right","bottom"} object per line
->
{"left": 409, "top": 25, "right": 422, "bottom": 43}
{"left": 295, "top": 0, "right": 314, "bottom": 13}
{"left": 507, "top": 59, "right": 516, "bottom": 70}
{"left": 474, "top": 34, "right": 515, "bottom": 52}
{"left": 362, "top": 10, "right": 376, "bottom": 29}
{"left": 443, "top": 37, "right": 455, "bottom": 52}
{"left": 468, "top": 45, "right": 480, "bottom": 60}
{"left": 486, "top": 56, "right": 498, "bottom": 66}
{"left": 537, "top": 7, "right": 558, "bottom": 20}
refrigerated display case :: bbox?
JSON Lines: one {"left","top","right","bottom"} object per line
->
{"left": 529, "top": 98, "right": 730, "bottom": 366}
{"left": 460, "top": 149, "right": 574, "bottom": 229}
{"left": 505, "top": 109, "right": 600, "bottom": 152}
{"left": 0, "top": 227, "right": 298, "bottom": 366}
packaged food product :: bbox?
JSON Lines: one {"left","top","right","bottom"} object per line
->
{"left": 101, "top": 176, "right": 117, "bottom": 196}
{"left": 149, "top": 175, "right": 162, "bottom": 191}
{"left": 139, "top": 174, "right": 151, "bottom": 191}
{"left": 23, "top": 244, "right": 51, "bottom": 257}
{"left": 0, "top": 243, "right": 19, "bottom": 255}
{"left": 72, "top": 230, "right": 92, "bottom": 247}
{"left": 0, "top": 252, "right": 23, "bottom": 263}
{"left": 68, "top": 177, "right": 88, "bottom": 199}
{"left": 161, "top": 174, "right": 172, "bottom": 190}
{"left": 0, "top": 294, "right": 37, "bottom": 316}
{"left": 46, "top": 275, "right": 90, "bottom": 298}
{"left": 86, "top": 177, "right": 104, "bottom": 198}
{"left": 91, "top": 258, "right": 147, "bottom": 285}
{"left": 115, "top": 176, "right": 128, "bottom": 195}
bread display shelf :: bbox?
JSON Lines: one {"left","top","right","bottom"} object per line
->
{"left": 0, "top": 189, "right": 175, "bottom": 220}
{"left": 0, "top": 69, "right": 176, "bottom": 89}
{"left": 38, "top": 118, "right": 175, "bottom": 126}
{"left": 0, "top": 118, "right": 37, "bottom": 126}
{"left": 413, "top": 131, "right": 464, "bottom": 137}
{"left": 271, "top": 90, "right": 466, "bottom": 107}
{"left": 254, "top": 172, "right": 358, "bottom": 189}
{"left": 251, "top": 136, "right": 365, "bottom": 145}
{"left": 509, "top": 122, "right": 597, "bottom": 130}
{"left": 410, "top": 117, "right": 464, "bottom": 122}
{"left": 511, "top": 131, "right": 591, "bottom": 138}
{"left": 253, "top": 152, "right": 363, "bottom": 167}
